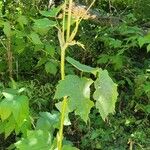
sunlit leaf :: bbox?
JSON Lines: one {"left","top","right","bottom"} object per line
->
{"left": 0, "top": 100, "right": 12, "bottom": 121}
{"left": 12, "top": 95, "right": 29, "bottom": 127}
{"left": 54, "top": 75, "right": 94, "bottom": 122}
{"left": 15, "top": 130, "right": 52, "bottom": 150}
{"left": 4, "top": 116, "right": 16, "bottom": 138}
{"left": 0, "top": 88, "right": 29, "bottom": 137}
{"left": 93, "top": 70, "right": 118, "bottom": 120}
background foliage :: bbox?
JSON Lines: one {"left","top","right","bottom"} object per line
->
{"left": 0, "top": 0, "right": 150, "bottom": 149}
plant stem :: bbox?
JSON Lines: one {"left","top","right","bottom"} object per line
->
{"left": 57, "top": 1, "right": 95, "bottom": 149}
{"left": 57, "top": 44, "right": 68, "bottom": 150}
{"left": 57, "top": 1, "right": 73, "bottom": 149}
{"left": 62, "top": 0, "right": 67, "bottom": 41}
{"left": 60, "top": 47, "right": 66, "bottom": 80}
{"left": 57, "top": 97, "right": 67, "bottom": 150}
{"left": 66, "top": 0, "right": 72, "bottom": 41}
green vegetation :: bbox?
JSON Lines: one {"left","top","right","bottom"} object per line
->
{"left": 0, "top": 0, "right": 150, "bottom": 149}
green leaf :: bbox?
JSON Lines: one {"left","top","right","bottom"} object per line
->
{"left": 0, "top": 89, "right": 29, "bottom": 137}
{"left": 55, "top": 101, "right": 71, "bottom": 125}
{"left": 35, "top": 57, "right": 47, "bottom": 68}
{"left": 45, "top": 61, "right": 58, "bottom": 75}
{"left": 17, "top": 15, "right": 28, "bottom": 28}
{"left": 12, "top": 95, "right": 29, "bottom": 127}
{"left": 4, "top": 116, "right": 16, "bottom": 138}
{"left": 34, "top": 44, "right": 44, "bottom": 52}
{"left": 15, "top": 130, "right": 52, "bottom": 150}
{"left": 36, "top": 111, "right": 60, "bottom": 131}
{"left": 144, "top": 83, "right": 150, "bottom": 93}
{"left": 97, "top": 54, "right": 110, "bottom": 64}
{"left": 0, "top": 99, "right": 12, "bottom": 121}
{"left": 111, "top": 55, "right": 123, "bottom": 70}
{"left": 33, "top": 18, "right": 56, "bottom": 35}
{"left": 40, "top": 6, "right": 61, "bottom": 17}
{"left": 34, "top": 18, "right": 56, "bottom": 28}
{"left": 0, "top": 20, "right": 4, "bottom": 27}
{"left": 0, "top": 120, "right": 6, "bottom": 134}
{"left": 138, "top": 34, "right": 150, "bottom": 47}
{"left": 145, "top": 105, "right": 150, "bottom": 113}
{"left": 45, "top": 44, "right": 55, "bottom": 57}
{"left": 30, "top": 32, "right": 43, "bottom": 45}
{"left": 147, "top": 44, "right": 150, "bottom": 52}
{"left": 0, "top": 94, "right": 29, "bottom": 127}
{"left": 66, "top": 57, "right": 98, "bottom": 76}
{"left": 54, "top": 75, "right": 94, "bottom": 122}
{"left": 3, "top": 22, "right": 11, "bottom": 37}
{"left": 109, "top": 38, "right": 122, "bottom": 48}
{"left": 14, "top": 37, "right": 26, "bottom": 54}
{"left": 93, "top": 70, "right": 118, "bottom": 120}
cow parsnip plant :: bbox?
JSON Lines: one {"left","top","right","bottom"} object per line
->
{"left": 53, "top": 0, "right": 118, "bottom": 150}
{"left": 0, "top": 0, "right": 118, "bottom": 150}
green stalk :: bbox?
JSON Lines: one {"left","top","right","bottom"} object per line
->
{"left": 57, "top": 44, "right": 67, "bottom": 150}
{"left": 62, "top": 0, "right": 67, "bottom": 42}
{"left": 60, "top": 46, "right": 67, "bottom": 80}
{"left": 66, "top": 0, "right": 72, "bottom": 41}
{"left": 57, "top": 1, "right": 95, "bottom": 149}
{"left": 57, "top": 1, "right": 73, "bottom": 149}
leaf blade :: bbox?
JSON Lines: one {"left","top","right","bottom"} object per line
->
{"left": 54, "top": 75, "right": 94, "bottom": 122}
{"left": 66, "top": 57, "right": 98, "bottom": 75}
{"left": 93, "top": 70, "right": 118, "bottom": 120}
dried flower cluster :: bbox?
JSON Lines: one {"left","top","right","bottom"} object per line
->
{"left": 57, "top": 2, "right": 96, "bottom": 20}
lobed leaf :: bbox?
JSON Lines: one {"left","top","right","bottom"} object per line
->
{"left": 54, "top": 75, "right": 94, "bottom": 122}
{"left": 15, "top": 130, "right": 52, "bottom": 150}
{"left": 36, "top": 111, "right": 60, "bottom": 131}
{"left": 0, "top": 89, "right": 29, "bottom": 137}
{"left": 93, "top": 70, "right": 118, "bottom": 120}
